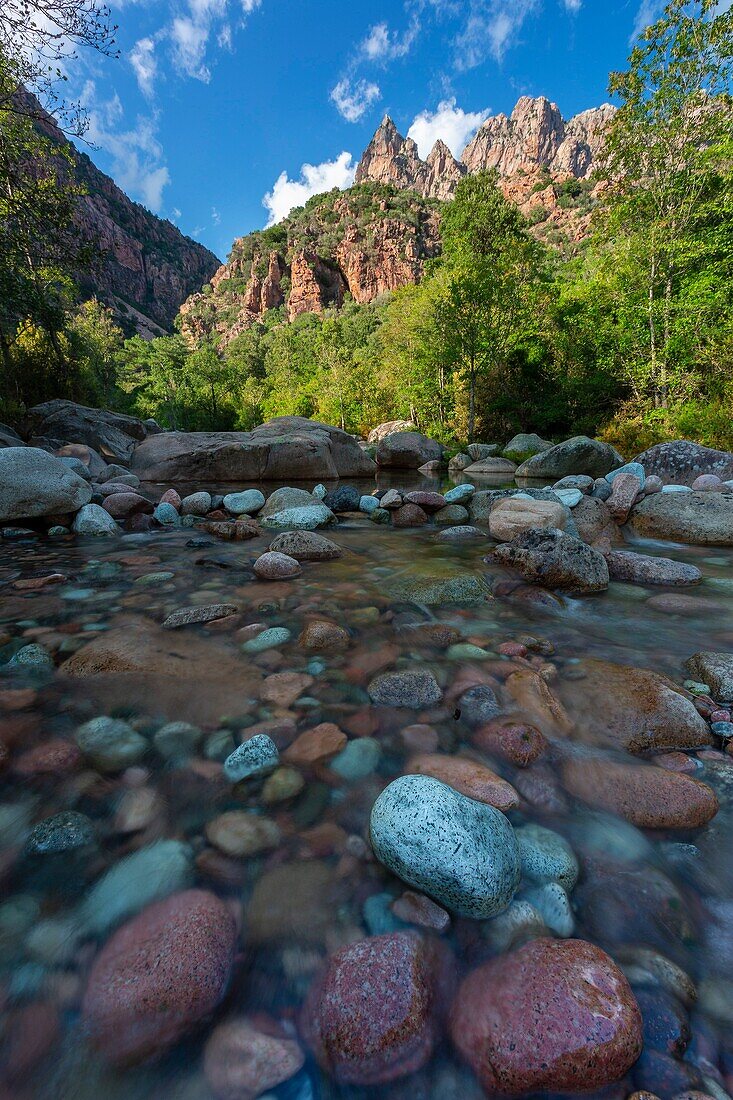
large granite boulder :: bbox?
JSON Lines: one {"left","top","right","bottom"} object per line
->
{"left": 0, "top": 447, "right": 92, "bottom": 522}
{"left": 502, "top": 432, "right": 552, "bottom": 464}
{"left": 131, "top": 417, "right": 376, "bottom": 481}
{"left": 635, "top": 440, "right": 733, "bottom": 485}
{"left": 375, "top": 431, "right": 444, "bottom": 469}
{"left": 0, "top": 423, "right": 23, "bottom": 448}
{"left": 516, "top": 436, "right": 623, "bottom": 480}
{"left": 629, "top": 491, "right": 733, "bottom": 545}
{"left": 24, "top": 400, "right": 149, "bottom": 464}
{"left": 487, "top": 528, "right": 609, "bottom": 595}
{"left": 367, "top": 420, "right": 416, "bottom": 443}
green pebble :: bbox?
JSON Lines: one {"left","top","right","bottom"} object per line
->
{"left": 446, "top": 643, "right": 492, "bottom": 660}
{"left": 135, "top": 572, "right": 175, "bottom": 585}
{"left": 241, "top": 627, "right": 292, "bottom": 653}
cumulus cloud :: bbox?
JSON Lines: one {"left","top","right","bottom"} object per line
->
{"left": 330, "top": 78, "right": 381, "bottom": 123}
{"left": 407, "top": 97, "right": 490, "bottom": 158}
{"left": 263, "top": 152, "right": 356, "bottom": 226}
{"left": 360, "top": 18, "right": 419, "bottom": 63}
{"left": 81, "top": 82, "right": 171, "bottom": 212}
{"left": 130, "top": 36, "right": 158, "bottom": 97}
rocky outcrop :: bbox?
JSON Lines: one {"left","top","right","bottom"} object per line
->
{"left": 29, "top": 98, "right": 219, "bottom": 336}
{"left": 635, "top": 441, "right": 733, "bottom": 485}
{"left": 23, "top": 400, "right": 152, "bottom": 464}
{"left": 357, "top": 98, "right": 614, "bottom": 202}
{"left": 288, "top": 253, "right": 345, "bottom": 319}
{"left": 131, "top": 416, "right": 377, "bottom": 481}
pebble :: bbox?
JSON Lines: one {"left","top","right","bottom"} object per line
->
{"left": 390, "top": 891, "right": 451, "bottom": 932}
{"left": 26, "top": 811, "right": 96, "bottom": 855}
{"left": 205, "top": 811, "right": 281, "bottom": 857}
{"left": 515, "top": 822, "right": 579, "bottom": 889}
{"left": 223, "top": 489, "right": 265, "bottom": 514}
{"left": 153, "top": 501, "right": 181, "bottom": 526}
{"left": 6, "top": 644, "right": 53, "bottom": 671}
{"left": 73, "top": 504, "right": 119, "bottom": 535}
{"left": 75, "top": 716, "right": 147, "bottom": 772}
{"left": 241, "top": 626, "right": 291, "bottom": 653}
{"left": 162, "top": 603, "right": 238, "bottom": 628}
{"left": 457, "top": 684, "right": 501, "bottom": 727}
{"left": 223, "top": 734, "right": 279, "bottom": 782}
{"left": 359, "top": 495, "right": 380, "bottom": 514}
{"left": 522, "top": 882, "right": 575, "bottom": 936}
{"left": 298, "top": 620, "right": 350, "bottom": 650}
{"left": 79, "top": 839, "right": 194, "bottom": 935}
{"left": 181, "top": 491, "right": 212, "bottom": 515}
{"left": 330, "top": 737, "right": 381, "bottom": 779}
{"left": 152, "top": 721, "right": 202, "bottom": 759}
{"left": 368, "top": 669, "right": 443, "bottom": 708}
{"left": 204, "top": 1018, "right": 304, "bottom": 1100}
{"left": 370, "top": 774, "right": 520, "bottom": 918}
{"left": 283, "top": 723, "right": 347, "bottom": 766}
{"left": 253, "top": 551, "right": 301, "bottom": 580}
{"left": 262, "top": 765, "right": 305, "bottom": 803}
{"left": 269, "top": 530, "right": 342, "bottom": 560}
{"left": 444, "top": 484, "right": 475, "bottom": 503}
{"left": 405, "top": 753, "right": 519, "bottom": 811}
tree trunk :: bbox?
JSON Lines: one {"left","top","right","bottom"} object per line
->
{"left": 467, "top": 359, "right": 476, "bottom": 443}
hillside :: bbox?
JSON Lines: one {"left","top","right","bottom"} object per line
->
{"left": 31, "top": 99, "right": 220, "bottom": 337}
{"left": 178, "top": 183, "right": 441, "bottom": 344}
{"left": 178, "top": 95, "right": 615, "bottom": 345}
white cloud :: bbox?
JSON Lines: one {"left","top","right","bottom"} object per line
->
{"left": 212, "top": 206, "right": 221, "bottom": 224}
{"left": 407, "top": 97, "right": 490, "bottom": 158}
{"left": 241, "top": 0, "right": 261, "bottom": 10}
{"left": 171, "top": 207, "right": 182, "bottom": 220}
{"left": 171, "top": 15, "right": 212, "bottom": 81}
{"left": 563, "top": 0, "right": 582, "bottom": 10}
{"left": 330, "top": 77, "right": 381, "bottom": 122}
{"left": 360, "top": 18, "right": 419, "bottom": 63}
{"left": 453, "top": 0, "right": 539, "bottom": 68}
{"left": 81, "top": 81, "right": 171, "bottom": 212}
{"left": 631, "top": 0, "right": 665, "bottom": 39}
{"left": 263, "top": 152, "right": 356, "bottom": 226}
{"left": 130, "top": 36, "right": 158, "bottom": 97}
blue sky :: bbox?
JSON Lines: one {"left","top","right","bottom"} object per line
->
{"left": 66, "top": 0, "right": 669, "bottom": 260}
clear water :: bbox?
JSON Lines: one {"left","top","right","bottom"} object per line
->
{"left": 1, "top": 480, "right": 732, "bottom": 1099}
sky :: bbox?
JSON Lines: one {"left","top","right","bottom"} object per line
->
{"left": 61, "top": 0, "right": 672, "bottom": 260}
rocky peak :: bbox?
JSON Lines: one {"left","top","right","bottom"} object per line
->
{"left": 355, "top": 116, "right": 425, "bottom": 192}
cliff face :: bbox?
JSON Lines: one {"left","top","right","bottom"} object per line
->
{"left": 179, "top": 185, "right": 441, "bottom": 344}
{"left": 32, "top": 102, "right": 220, "bottom": 337}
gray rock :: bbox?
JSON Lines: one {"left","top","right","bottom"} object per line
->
{"left": 152, "top": 721, "right": 203, "bottom": 759}
{"left": 515, "top": 823, "right": 579, "bottom": 890}
{"left": 0, "top": 422, "right": 23, "bottom": 448}
{"left": 463, "top": 457, "right": 517, "bottom": 477}
{"left": 241, "top": 627, "right": 291, "bottom": 653}
{"left": 443, "top": 483, "right": 475, "bottom": 504}
{"left": 25, "top": 400, "right": 148, "bottom": 463}
{"left": 162, "top": 603, "right": 238, "bottom": 629}
{"left": 458, "top": 684, "right": 502, "bottom": 727}
{"left": 153, "top": 502, "right": 180, "bottom": 526}
{"left": 503, "top": 433, "right": 553, "bottom": 464}
{"left": 629, "top": 492, "right": 733, "bottom": 546}
{"left": 368, "top": 669, "right": 443, "bottom": 708}
{"left": 516, "top": 436, "right": 623, "bottom": 479}
{"left": 253, "top": 551, "right": 301, "bottom": 579}
{"left": 523, "top": 881, "right": 575, "bottom": 937}
{"left": 635, "top": 440, "right": 733, "bottom": 486}
{"left": 448, "top": 453, "right": 472, "bottom": 471}
{"left": 572, "top": 496, "right": 614, "bottom": 545}
{"left": 26, "top": 811, "right": 96, "bottom": 855}
{"left": 60, "top": 456, "right": 92, "bottom": 480}
{"left": 370, "top": 774, "right": 520, "bottom": 918}
{"left": 469, "top": 487, "right": 567, "bottom": 524}
{"left": 593, "top": 478, "right": 613, "bottom": 501}
{"left": 181, "top": 491, "right": 212, "bottom": 516}
{"left": 467, "top": 443, "right": 499, "bottom": 461}
{"left": 268, "top": 530, "right": 342, "bottom": 561}
{"left": 75, "top": 716, "right": 147, "bottom": 771}
{"left": 72, "top": 504, "right": 119, "bottom": 536}
{"left": 79, "top": 839, "right": 193, "bottom": 935}
{"left": 553, "top": 475, "right": 594, "bottom": 493}
{"left": 606, "top": 551, "right": 702, "bottom": 586}
{"left": 435, "top": 525, "right": 484, "bottom": 541}
{"left": 222, "top": 489, "right": 264, "bottom": 515}
{"left": 384, "top": 571, "right": 491, "bottom": 605}
{"left": 6, "top": 644, "right": 53, "bottom": 671}
{"left": 260, "top": 504, "right": 335, "bottom": 530}
{"left": 433, "top": 504, "right": 470, "bottom": 525}
{"left": 224, "top": 734, "right": 279, "bottom": 782}
{"left": 487, "top": 527, "right": 609, "bottom": 594}
{"left": 606, "top": 461, "right": 646, "bottom": 488}
{"left": 323, "top": 485, "right": 361, "bottom": 513}
{"left": 0, "top": 447, "right": 92, "bottom": 522}
{"left": 131, "top": 416, "right": 377, "bottom": 481}
{"left": 367, "top": 420, "right": 416, "bottom": 443}
{"left": 376, "top": 431, "right": 444, "bottom": 469}
{"left": 685, "top": 653, "right": 733, "bottom": 700}
{"left": 100, "top": 472, "right": 139, "bottom": 489}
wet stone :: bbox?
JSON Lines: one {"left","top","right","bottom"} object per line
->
{"left": 223, "top": 734, "right": 279, "bottom": 782}
{"left": 26, "top": 811, "right": 96, "bottom": 855}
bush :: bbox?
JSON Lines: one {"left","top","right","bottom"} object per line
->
{"left": 599, "top": 400, "right": 733, "bottom": 457}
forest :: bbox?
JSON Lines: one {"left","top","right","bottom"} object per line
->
{"left": 1, "top": 0, "right": 732, "bottom": 455}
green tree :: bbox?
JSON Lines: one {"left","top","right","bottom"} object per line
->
{"left": 67, "top": 298, "right": 125, "bottom": 406}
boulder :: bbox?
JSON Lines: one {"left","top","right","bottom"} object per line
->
{"left": 489, "top": 497, "right": 566, "bottom": 542}
{"left": 635, "top": 440, "right": 733, "bottom": 486}
{"left": 628, "top": 491, "right": 733, "bottom": 545}
{"left": 607, "top": 471, "right": 644, "bottom": 523}
{"left": 81, "top": 889, "right": 236, "bottom": 1064}
{"left": 375, "top": 431, "right": 444, "bottom": 469}
{"left": 502, "top": 433, "right": 552, "bottom": 464}
{"left": 0, "top": 422, "right": 23, "bottom": 447}
{"left": 572, "top": 496, "right": 615, "bottom": 545}
{"left": 561, "top": 756, "right": 719, "bottom": 828}
{"left": 516, "top": 436, "right": 623, "bottom": 479}
{"left": 685, "top": 652, "right": 733, "bottom": 700}
{"left": 487, "top": 528, "right": 609, "bottom": 595}
{"left": 300, "top": 932, "right": 452, "bottom": 1085}
{"left": 72, "top": 504, "right": 119, "bottom": 536}
{"left": 0, "top": 447, "right": 92, "bottom": 522}
{"left": 606, "top": 550, "right": 702, "bottom": 586}
{"left": 268, "top": 530, "right": 342, "bottom": 561}
{"left": 131, "top": 417, "right": 377, "bottom": 481}
{"left": 450, "top": 938, "right": 643, "bottom": 1095}
{"left": 463, "top": 457, "right": 517, "bottom": 477}
{"left": 558, "top": 657, "right": 712, "bottom": 754}
{"left": 367, "top": 419, "right": 416, "bottom": 442}
{"left": 370, "top": 774, "right": 520, "bottom": 918}
{"left": 467, "top": 443, "right": 499, "bottom": 461}
{"left": 24, "top": 400, "right": 148, "bottom": 463}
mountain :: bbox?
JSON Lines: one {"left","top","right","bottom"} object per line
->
{"left": 178, "top": 184, "right": 441, "bottom": 345}
{"left": 31, "top": 100, "right": 220, "bottom": 337}
{"left": 178, "top": 95, "right": 616, "bottom": 342}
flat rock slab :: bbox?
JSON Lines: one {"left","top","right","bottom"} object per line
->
{"left": 131, "top": 416, "right": 376, "bottom": 481}
{"left": 606, "top": 550, "right": 702, "bottom": 586}
{"left": 162, "top": 603, "right": 238, "bottom": 629}
{"left": 629, "top": 491, "right": 733, "bottom": 545}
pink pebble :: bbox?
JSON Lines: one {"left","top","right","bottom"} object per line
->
{"left": 711, "top": 710, "right": 731, "bottom": 723}
{"left": 159, "top": 488, "right": 182, "bottom": 509}
{"left": 497, "top": 642, "right": 528, "bottom": 658}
